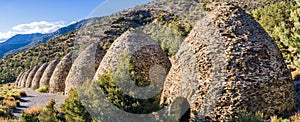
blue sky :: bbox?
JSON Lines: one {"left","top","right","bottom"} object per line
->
{"left": 0, "top": 0, "right": 154, "bottom": 41}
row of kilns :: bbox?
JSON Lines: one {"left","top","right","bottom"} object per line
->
{"left": 15, "top": 43, "right": 105, "bottom": 95}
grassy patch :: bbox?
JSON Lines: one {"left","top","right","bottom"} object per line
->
{"left": 36, "top": 86, "right": 48, "bottom": 93}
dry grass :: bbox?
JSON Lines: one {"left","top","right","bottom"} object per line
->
{"left": 0, "top": 117, "right": 17, "bottom": 121}
{"left": 270, "top": 115, "right": 278, "bottom": 122}
{"left": 2, "top": 100, "right": 17, "bottom": 109}
{"left": 24, "top": 105, "right": 42, "bottom": 115}
{"left": 290, "top": 112, "right": 300, "bottom": 121}
{"left": 292, "top": 69, "right": 300, "bottom": 81}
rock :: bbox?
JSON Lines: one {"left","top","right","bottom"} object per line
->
{"left": 15, "top": 71, "right": 24, "bottom": 86}
{"left": 160, "top": 2, "right": 297, "bottom": 121}
{"left": 49, "top": 52, "right": 78, "bottom": 93}
{"left": 39, "top": 58, "right": 61, "bottom": 88}
{"left": 65, "top": 43, "right": 105, "bottom": 94}
{"left": 20, "top": 69, "right": 32, "bottom": 87}
{"left": 31, "top": 63, "right": 49, "bottom": 90}
{"left": 25, "top": 66, "right": 40, "bottom": 88}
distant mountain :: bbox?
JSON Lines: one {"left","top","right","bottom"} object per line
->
{"left": 0, "top": 33, "right": 44, "bottom": 45}
{"left": 0, "top": 17, "right": 101, "bottom": 58}
{"left": 0, "top": 33, "right": 44, "bottom": 57}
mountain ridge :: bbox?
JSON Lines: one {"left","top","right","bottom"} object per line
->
{"left": 0, "top": 17, "right": 101, "bottom": 58}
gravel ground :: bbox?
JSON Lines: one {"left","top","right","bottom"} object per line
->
{"left": 12, "top": 88, "right": 67, "bottom": 118}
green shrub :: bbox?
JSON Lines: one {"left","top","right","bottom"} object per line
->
{"left": 0, "top": 108, "right": 13, "bottom": 119}
{"left": 37, "top": 86, "right": 48, "bottom": 93}
{"left": 142, "top": 24, "right": 185, "bottom": 56}
{"left": 271, "top": 116, "right": 291, "bottom": 122}
{"left": 251, "top": 1, "right": 300, "bottom": 68}
{"left": 38, "top": 99, "right": 59, "bottom": 122}
{"left": 96, "top": 73, "right": 161, "bottom": 114}
{"left": 60, "top": 88, "right": 92, "bottom": 122}
{"left": 237, "top": 111, "right": 263, "bottom": 122}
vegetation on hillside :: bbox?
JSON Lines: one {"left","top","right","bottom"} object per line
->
{"left": 250, "top": 1, "right": 300, "bottom": 72}
{"left": 0, "top": 32, "right": 76, "bottom": 83}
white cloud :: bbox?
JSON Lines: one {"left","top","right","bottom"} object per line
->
{"left": 0, "top": 21, "right": 67, "bottom": 42}
{"left": 12, "top": 21, "right": 66, "bottom": 34}
{"left": 0, "top": 31, "right": 17, "bottom": 41}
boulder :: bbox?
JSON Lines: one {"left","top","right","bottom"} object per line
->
{"left": 49, "top": 52, "right": 78, "bottom": 93}
{"left": 31, "top": 63, "right": 49, "bottom": 89}
{"left": 65, "top": 43, "right": 105, "bottom": 94}
{"left": 25, "top": 66, "right": 40, "bottom": 88}
{"left": 39, "top": 58, "right": 61, "bottom": 88}
{"left": 160, "top": 3, "right": 297, "bottom": 121}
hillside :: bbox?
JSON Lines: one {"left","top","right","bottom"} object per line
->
{"left": 0, "top": 0, "right": 298, "bottom": 84}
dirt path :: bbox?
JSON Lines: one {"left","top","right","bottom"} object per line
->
{"left": 12, "top": 88, "right": 67, "bottom": 118}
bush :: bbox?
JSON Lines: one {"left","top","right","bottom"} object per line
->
{"left": 18, "top": 91, "right": 27, "bottom": 97}
{"left": 290, "top": 112, "right": 300, "bottom": 121}
{"left": 0, "top": 108, "right": 13, "bottom": 119}
{"left": 21, "top": 105, "right": 42, "bottom": 122}
{"left": 38, "top": 99, "right": 59, "bottom": 122}
{"left": 96, "top": 72, "right": 161, "bottom": 114}
{"left": 292, "top": 69, "right": 300, "bottom": 80}
{"left": 237, "top": 111, "right": 263, "bottom": 122}
{"left": 142, "top": 24, "right": 185, "bottom": 56}
{"left": 60, "top": 88, "right": 92, "bottom": 122}
{"left": 37, "top": 86, "right": 48, "bottom": 93}
{"left": 271, "top": 116, "right": 291, "bottom": 122}
{"left": 251, "top": 1, "right": 300, "bottom": 69}
{"left": 8, "top": 94, "right": 20, "bottom": 101}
